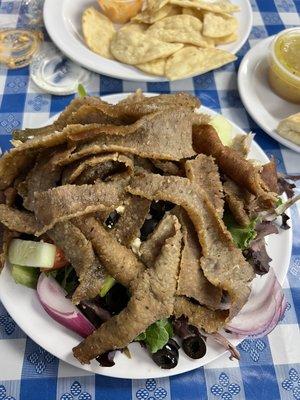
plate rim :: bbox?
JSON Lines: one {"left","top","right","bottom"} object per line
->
{"left": 43, "top": 0, "right": 253, "bottom": 82}
{"left": 237, "top": 35, "right": 300, "bottom": 154}
{"left": 0, "top": 92, "right": 293, "bottom": 379}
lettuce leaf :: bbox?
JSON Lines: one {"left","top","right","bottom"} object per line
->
{"left": 135, "top": 319, "right": 173, "bottom": 353}
{"left": 223, "top": 212, "right": 257, "bottom": 250}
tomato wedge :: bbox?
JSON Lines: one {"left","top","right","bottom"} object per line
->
{"left": 43, "top": 248, "right": 69, "bottom": 271}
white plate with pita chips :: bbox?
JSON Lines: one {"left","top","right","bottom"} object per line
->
{"left": 0, "top": 93, "right": 292, "bottom": 379}
{"left": 238, "top": 36, "right": 300, "bottom": 154}
{"left": 43, "top": 0, "right": 252, "bottom": 82}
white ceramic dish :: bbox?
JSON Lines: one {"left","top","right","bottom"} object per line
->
{"left": 43, "top": 0, "right": 253, "bottom": 82}
{"left": 238, "top": 36, "right": 300, "bottom": 154}
{"left": 0, "top": 93, "right": 292, "bottom": 379}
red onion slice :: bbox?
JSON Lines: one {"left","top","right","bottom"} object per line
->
{"left": 37, "top": 273, "right": 95, "bottom": 338}
{"left": 226, "top": 268, "right": 285, "bottom": 338}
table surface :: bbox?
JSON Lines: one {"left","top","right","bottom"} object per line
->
{"left": 0, "top": 0, "right": 300, "bottom": 399}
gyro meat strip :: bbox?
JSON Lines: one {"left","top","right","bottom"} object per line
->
{"left": 0, "top": 150, "right": 36, "bottom": 191}
{"left": 34, "top": 181, "right": 125, "bottom": 233}
{"left": 48, "top": 221, "right": 107, "bottom": 304}
{"left": 48, "top": 221, "right": 94, "bottom": 277}
{"left": 1, "top": 115, "right": 148, "bottom": 190}
{"left": 72, "top": 258, "right": 107, "bottom": 305}
{"left": 185, "top": 154, "right": 224, "bottom": 217}
{"left": 73, "top": 216, "right": 182, "bottom": 364}
{"left": 0, "top": 126, "right": 81, "bottom": 190}
{"left": 0, "top": 204, "right": 41, "bottom": 234}
{"left": 65, "top": 104, "right": 123, "bottom": 126}
{"left": 113, "top": 195, "right": 151, "bottom": 246}
{"left": 193, "top": 125, "right": 278, "bottom": 208}
{"left": 223, "top": 179, "right": 250, "bottom": 227}
{"left": 114, "top": 92, "right": 200, "bottom": 119}
{"left": 23, "top": 149, "right": 64, "bottom": 211}
{"left": 127, "top": 172, "right": 255, "bottom": 320}
{"left": 260, "top": 158, "right": 279, "bottom": 194}
{"left": 13, "top": 96, "right": 121, "bottom": 142}
{"left": 174, "top": 208, "right": 222, "bottom": 309}
{"left": 0, "top": 228, "right": 19, "bottom": 270}
{"left": 73, "top": 216, "right": 145, "bottom": 287}
{"left": 60, "top": 109, "right": 202, "bottom": 164}
{"left": 140, "top": 213, "right": 176, "bottom": 267}
{"left": 62, "top": 153, "right": 134, "bottom": 185}
{"left": 174, "top": 297, "right": 227, "bottom": 333}
{"left": 151, "top": 159, "right": 182, "bottom": 176}
{"left": 4, "top": 187, "right": 17, "bottom": 207}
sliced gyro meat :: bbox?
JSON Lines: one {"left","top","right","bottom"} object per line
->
{"left": 73, "top": 215, "right": 182, "bottom": 364}
{"left": 193, "top": 124, "right": 278, "bottom": 208}
{"left": 113, "top": 195, "right": 151, "bottom": 247}
{"left": 23, "top": 149, "right": 64, "bottom": 211}
{"left": 62, "top": 153, "right": 134, "bottom": 185}
{"left": 223, "top": 179, "right": 251, "bottom": 227}
{"left": 185, "top": 154, "right": 224, "bottom": 217}
{"left": 127, "top": 171, "right": 255, "bottom": 321}
{"left": 174, "top": 208, "right": 222, "bottom": 309}
{"left": 0, "top": 204, "right": 42, "bottom": 235}
{"left": 34, "top": 181, "right": 125, "bottom": 233}
{"left": 73, "top": 216, "right": 145, "bottom": 287}
{"left": 174, "top": 297, "right": 228, "bottom": 333}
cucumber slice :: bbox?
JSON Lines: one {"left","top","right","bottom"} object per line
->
{"left": 8, "top": 239, "right": 56, "bottom": 269}
{"left": 99, "top": 275, "right": 116, "bottom": 297}
{"left": 11, "top": 265, "right": 39, "bottom": 289}
{"left": 210, "top": 115, "right": 233, "bottom": 146}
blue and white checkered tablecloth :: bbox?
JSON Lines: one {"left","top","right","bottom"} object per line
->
{"left": 0, "top": 0, "right": 300, "bottom": 399}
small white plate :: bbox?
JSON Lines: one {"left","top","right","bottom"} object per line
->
{"left": 238, "top": 36, "right": 300, "bottom": 153}
{"left": 0, "top": 93, "right": 292, "bottom": 379}
{"left": 43, "top": 0, "right": 253, "bottom": 82}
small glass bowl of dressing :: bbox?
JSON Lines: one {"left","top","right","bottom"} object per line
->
{"left": 268, "top": 27, "right": 300, "bottom": 104}
{"left": 98, "top": 0, "right": 143, "bottom": 24}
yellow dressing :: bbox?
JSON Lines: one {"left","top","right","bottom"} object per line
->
{"left": 275, "top": 32, "right": 300, "bottom": 77}
{"left": 268, "top": 28, "right": 300, "bottom": 104}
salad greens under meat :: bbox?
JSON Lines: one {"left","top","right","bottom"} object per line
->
{"left": 0, "top": 90, "right": 299, "bottom": 369}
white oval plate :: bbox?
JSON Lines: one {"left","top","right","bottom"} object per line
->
{"left": 43, "top": 0, "right": 252, "bottom": 82}
{"left": 238, "top": 36, "right": 300, "bottom": 154}
{"left": 0, "top": 93, "right": 292, "bottom": 379}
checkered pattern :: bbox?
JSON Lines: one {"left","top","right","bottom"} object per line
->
{"left": 0, "top": 0, "right": 300, "bottom": 399}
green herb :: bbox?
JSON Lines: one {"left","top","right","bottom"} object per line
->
{"left": 99, "top": 275, "right": 116, "bottom": 297}
{"left": 77, "top": 84, "right": 87, "bottom": 98}
{"left": 223, "top": 212, "right": 257, "bottom": 250}
{"left": 135, "top": 319, "right": 173, "bottom": 353}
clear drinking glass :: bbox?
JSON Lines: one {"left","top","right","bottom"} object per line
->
{"left": 0, "top": 0, "right": 44, "bottom": 69}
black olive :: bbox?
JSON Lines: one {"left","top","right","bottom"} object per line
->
{"left": 152, "top": 349, "right": 178, "bottom": 369}
{"left": 105, "top": 283, "right": 130, "bottom": 314}
{"left": 150, "top": 201, "right": 174, "bottom": 220}
{"left": 152, "top": 339, "right": 179, "bottom": 369}
{"left": 140, "top": 218, "right": 158, "bottom": 241}
{"left": 96, "top": 350, "right": 116, "bottom": 367}
{"left": 166, "top": 338, "right": 180, "bottom": 355}
{"left": 105, "top": 211, "right": 120, "bottom": 229}
{"left": 182, "top": 335, "right": 206, "bottom": 359}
